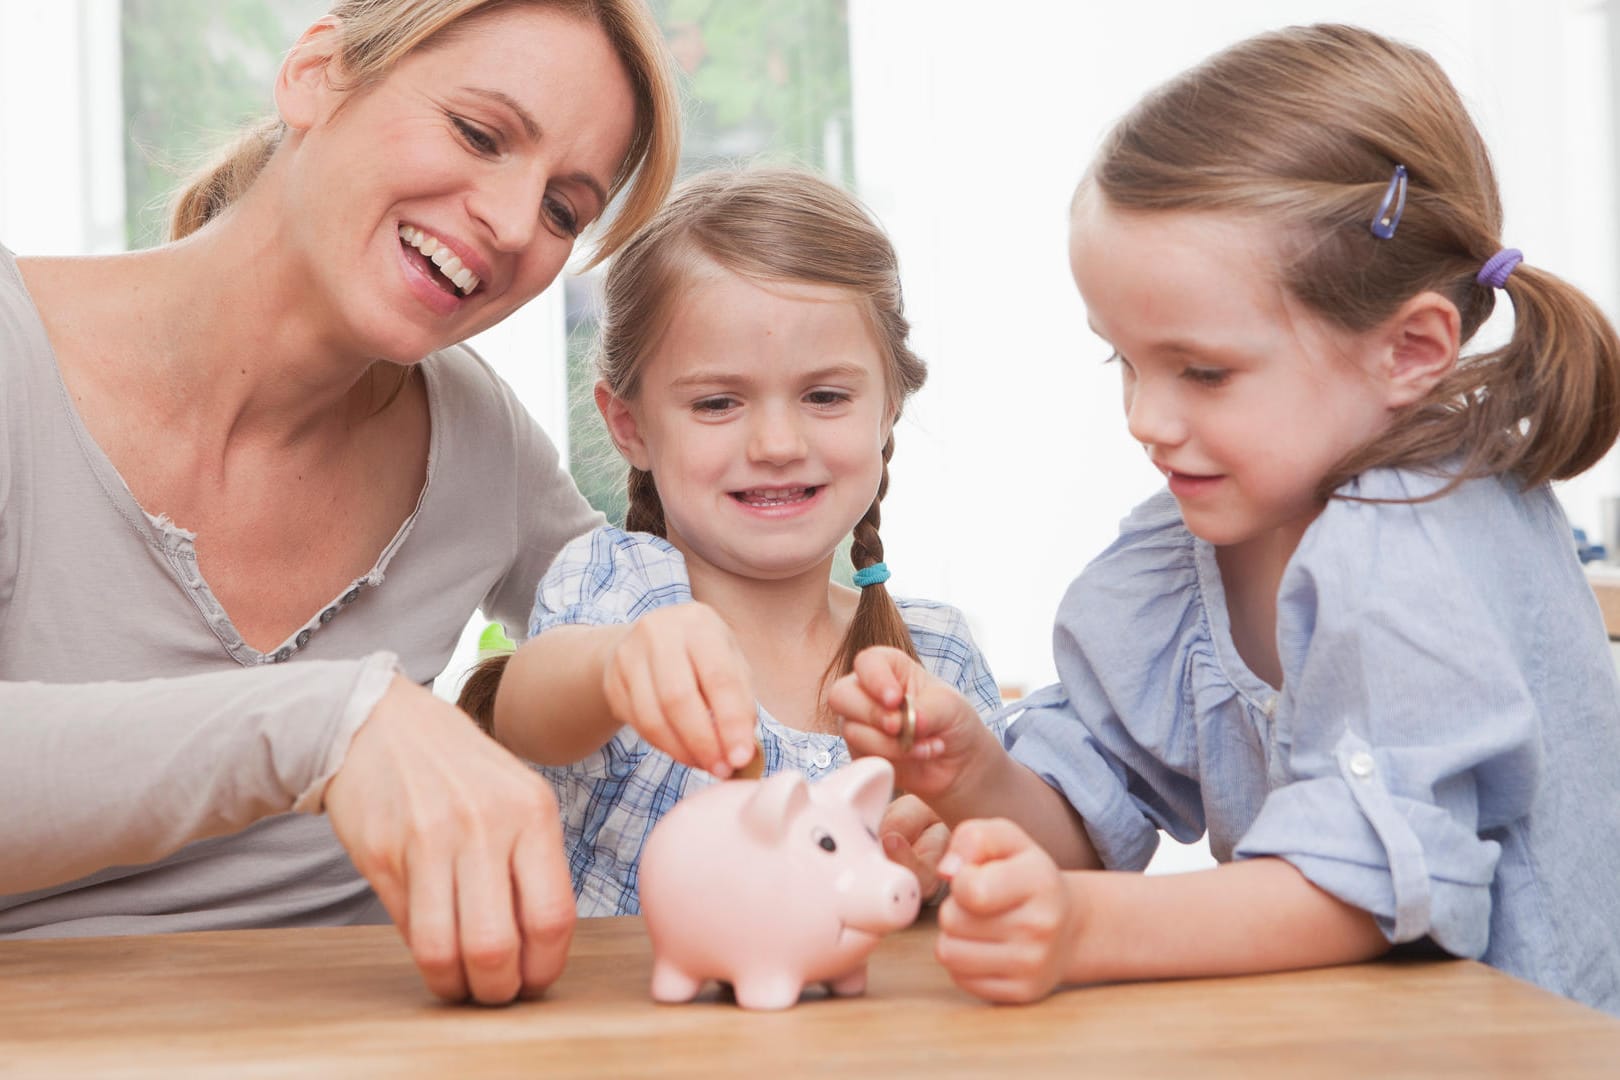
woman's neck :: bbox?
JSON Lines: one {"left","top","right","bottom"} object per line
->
{"left": 25, "top": 194, "right": 387, "bottom": 459}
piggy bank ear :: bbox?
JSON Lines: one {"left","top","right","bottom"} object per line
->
{"left": 815, "top": 757, "right": 894, "bottom": 833}
{"left": 740, "top": 771, "right": 812, "bottom": 844}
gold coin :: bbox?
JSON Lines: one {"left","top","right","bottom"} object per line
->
{"left": 898, "top": 694, "right": 916, "bottom": 754}
{"left": 733, "top": 735, "right": 766, "bottom": 780}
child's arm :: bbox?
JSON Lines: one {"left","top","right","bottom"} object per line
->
{"left": 493, "top": 604, "right": 759, "bottom": 777}
{"left": 935, "top": 818, "right": 1389, "bottom": 1003}
{"left": 830, "top": 646, "right": 1102, "bottom": 870}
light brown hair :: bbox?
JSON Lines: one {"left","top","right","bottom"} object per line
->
{"left": 168, "top": 0, "right": 682, "bottom": 268}
{"left": 458, "top": 167, "right": 926, "bottom": 729}
{"left": 1085, "top": 23, "right": 1620, "bottom": 496}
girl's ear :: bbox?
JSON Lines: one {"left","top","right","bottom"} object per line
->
{"left": 275, "top": 16, "right": 345, "bottom": 132}
{"left": 596, "top": 382, "right": 652, "bottom": 471}
{"left": 1377, "top": 290, "right": 1462, "bottom": 409}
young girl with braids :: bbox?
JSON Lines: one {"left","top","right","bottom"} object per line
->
{"left": 833, "top": 25, "right": 1620, "bottom": 1012}
{"left": 461, "top": 167, "right": 1002, "bottom": 916}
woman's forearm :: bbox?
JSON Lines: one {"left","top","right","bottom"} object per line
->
{"left": 492, "top": 625, "right": 631, "bottom": 764}
{"left": 1063, "top": 856, "right": 1390, "bottom": 986}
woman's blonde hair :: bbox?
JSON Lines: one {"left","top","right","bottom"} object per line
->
{"left": 169, "top": 0, "right": 681, "bottom": 267}
{"left": 1086, "top": 23, "right": 1620, "bottom": 495}
{"left": 458, "top": 167, "right": 927, "bottom": 730}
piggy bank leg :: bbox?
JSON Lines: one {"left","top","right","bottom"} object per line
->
{"left": 825, "top": 965, "right": 868, "bottom": 998}
{"left": 732, "top": 974, "right": 805, "bottom": 1011}
{"left": 650, "top": 959, "right": 705, "bottom": 1003}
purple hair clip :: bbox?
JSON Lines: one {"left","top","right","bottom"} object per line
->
{"left": 1369, "top": 164, "right": 1408, "bottom": 240}
{"left": 1477, "top": 248, "right": 1524, "bottom": 290}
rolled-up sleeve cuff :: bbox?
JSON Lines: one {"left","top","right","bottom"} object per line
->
{"left": 1233, "top": 733, "right": 1500, "bottom": 957}
{"left": 296, "top": 651, "right": 402, "bottom": 814}
{"left": 1006, "top": 696, "right": 1159, "bottom": 871}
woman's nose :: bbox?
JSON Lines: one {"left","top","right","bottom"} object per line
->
{"left": 467, "top": 164, "right": 547, "bottom": 253}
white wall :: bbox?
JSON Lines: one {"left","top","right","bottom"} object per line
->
{"left": 849, "top": 0, "right": 1619, "bottom": 697}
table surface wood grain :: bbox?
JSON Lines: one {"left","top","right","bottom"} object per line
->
{"left": 2, "top": 915, "right": 1618, "bottom": 1078}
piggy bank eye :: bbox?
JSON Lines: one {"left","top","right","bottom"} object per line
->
{"left": 812, "top": 827, "right": 837, "bottom": 853}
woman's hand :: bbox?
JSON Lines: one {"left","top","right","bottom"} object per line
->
{"left": 879, "top": 794, "right": 951, "bottom": 905}
{"left": 933, "top": 818, "right": 1082, "bottom": 1004}
{"left": 600, "top": 602, "right": 758, "bottom": 777}
{"left": 829, "top": 646, "right": 999, "bottom": 803}
{"left": 322, "top": 676, "right": 575, "bottom": 1005}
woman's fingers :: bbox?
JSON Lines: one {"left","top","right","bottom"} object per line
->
{"left": 510, "top": 823, "right": 575, "bottom": 997}
{"left": 325, "top": 677, "right": 579, "bottom": 1005}
{"left": 404, "top": 840, "right": 469, "bottom": 1002}
{"left": 454, "top": 846, "right": 523, "bottom": 1005}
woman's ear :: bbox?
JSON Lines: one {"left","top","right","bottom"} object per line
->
{"left": 275, "top": 16, "right": 345, "bottom": 132}
{"left": 595, "top": 382, "right": 652, "bottom": 471}
{"left": 1377, "top": 291, "right": 1462, "bottom": 409}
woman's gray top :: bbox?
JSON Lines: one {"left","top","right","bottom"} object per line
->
{"left": 0, "top": 244, "right": 601, "bottom": 936}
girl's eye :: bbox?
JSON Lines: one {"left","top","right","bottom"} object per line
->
{"left": 451, "top": 116, "right": 498, "bottom": 155}
{"left": 1183, "top": 367, "right": 1230, "bottom": 388}
{"left": 693, "top": 396, "right": 737, "bottom": 414}
{"left": 804, "top": 389, "right": 850, "bottom": 407}
{"left": 1103, "top": 350, "right": 1132, "bottom": 371}
{"left": 543, "top": 194, "right": 581, "bottom": 238}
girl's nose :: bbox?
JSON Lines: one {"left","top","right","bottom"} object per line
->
{"left": 748, "top": 409, "right": 809, "bottom": 465}
{"left": 1124, "top": 380, "right": 1187, "bottom": 450}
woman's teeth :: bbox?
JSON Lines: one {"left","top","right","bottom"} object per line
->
{"left": 398, "top": 225, "right": 481, "bottom": 296}
{"left": 734, "top": 487, "right": 816, "bottom": 506}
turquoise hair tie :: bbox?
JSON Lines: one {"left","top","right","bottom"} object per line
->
{"left": 852, "top": 562, "right": 890, "bottom": 588}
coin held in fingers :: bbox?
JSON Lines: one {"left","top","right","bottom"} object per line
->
{"left": 898, "top": 694, "right": 916, "bottom": 754}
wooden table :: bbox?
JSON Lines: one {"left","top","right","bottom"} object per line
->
{"left": 2, "top": 916, "right": 1617, "bottom": 1077}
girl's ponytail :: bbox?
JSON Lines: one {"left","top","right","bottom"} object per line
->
{"left": 824, "top": 436, "right": 921, "bottom": 696}
{"left": 1328, "top": 262, "right": 1620, "bottom": 493}
{"left": 624, "top": 466, "right": 668, "bottom": 538}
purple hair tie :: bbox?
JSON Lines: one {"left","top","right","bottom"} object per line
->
{"left": 1477, "top": 248, "right": 1523, "bottom": 289}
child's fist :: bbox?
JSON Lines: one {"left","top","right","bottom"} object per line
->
{"left": 933, "top": 818, "right": 1081, "bottom": 1004}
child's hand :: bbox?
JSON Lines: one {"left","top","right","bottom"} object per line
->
{"left": 601, "top": 603, "right": 759, "bottom": 778}
{"left": 829, "top": 646, "right": 998, "bottom": 802}
{"left": 933, "top": 818, "right": 1081, "bottom": 1004}
{"left": 879, "top": 794, "right": 951, "bottom": 905}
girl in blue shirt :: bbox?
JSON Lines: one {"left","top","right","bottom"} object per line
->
{"left": 832, "top": 24, "right": 1620, "bottom": 1012}
{"left": 459, "top": 168, "right": 1002, "bottom": 915}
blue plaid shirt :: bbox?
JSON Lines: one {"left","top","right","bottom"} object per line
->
{"left": 529, "top": 526, "right": 1005, "bottom": 917}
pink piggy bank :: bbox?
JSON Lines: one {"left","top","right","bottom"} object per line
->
{"left": 638, "top": 756, "right": 921, "bottom": 1010}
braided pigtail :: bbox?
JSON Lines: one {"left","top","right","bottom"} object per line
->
{"left": 822, "top": 436, "right": 921, "bottom": 697}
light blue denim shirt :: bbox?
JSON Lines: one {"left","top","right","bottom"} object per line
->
{"left": 530, "top": 526, "right": 1006, "bottom": 917}
{"left": 1006, "top": 467, "right": 1620, "bottom": 1014}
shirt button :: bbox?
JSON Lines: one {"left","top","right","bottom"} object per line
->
{"left": 341, "top": 588, "right": 361, "bottom": 604}
{"left": 1349, "top": 751, "right": 1376, "bottom": 779}
{"left": 273, "top": 647, "right": 293, "bottom": 663}
{"left": 813, "top": 750, "right": 833, "bottom": 769}
{"left": 319, "top": 607, "right": 337, "bottom": 624}
{"left": 295, "top": 629, "right": 312, "bottom": 648}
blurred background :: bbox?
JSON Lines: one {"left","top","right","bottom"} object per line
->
{"left": 4, "top": 0, "right": 1616, "bottom": 870}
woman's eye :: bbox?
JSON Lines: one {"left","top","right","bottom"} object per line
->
{"left": 1183, "top": 367, "right": 1230, "bottom": 388}
{"left": 804, "top": 389, "right": 850, "bottom": 407}
{"left": 451, "top": 116, "right": 498, "bottom": 155}
{"left": 544, "top": 195, "right": 581, "bottom": 238}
